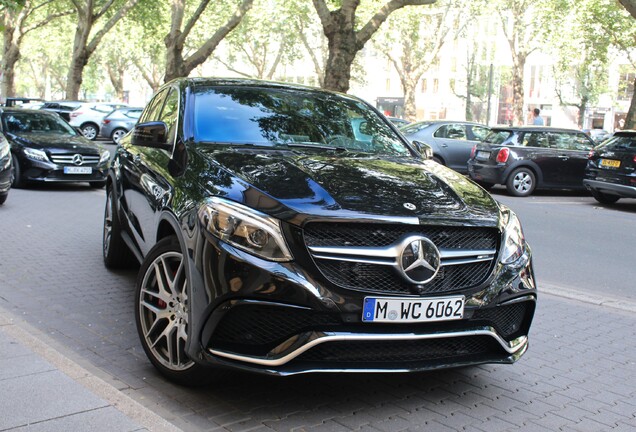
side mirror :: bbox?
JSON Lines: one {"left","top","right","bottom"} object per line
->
{"left": 412, "top": 140, "right": 433, "bottom": 160}
{"left": 131, "top": 121, "right": 170, "bottom": 150}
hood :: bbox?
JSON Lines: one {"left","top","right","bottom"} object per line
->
{"left": 8, "top": 132, "right": 101, "bottom": 154}
{"left": 195, "top": 145, "right": 501, "bottom": 226}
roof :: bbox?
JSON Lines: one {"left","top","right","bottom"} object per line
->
{"left": 490, "top": 125, "right": 583, "bottom": 133}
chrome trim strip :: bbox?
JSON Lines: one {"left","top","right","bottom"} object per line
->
{"left": 209, "top": 330, "right": 527, "bottom": 367}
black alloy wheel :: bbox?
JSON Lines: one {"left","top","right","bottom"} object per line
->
{"left": 506, "top": 167, "right": 536, "bottom": 197}
{"left": 103, "top": 187, "right": 135, "bottom": 268}
{"left": 135, "top": 236, "right": 217, "bottom": 386}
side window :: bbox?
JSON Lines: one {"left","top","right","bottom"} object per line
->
{"left": 522, "top": 132, "right": 550, "bottom": 148}
{"left": 434, "top": 124, "right": 467, "bottom": 140}
{"left": 571, "top": 133, "right": 594, "bottom": 151}
{"left": 139, "top": 90, "right": 167, "bottom": 123}
{"left": 471, "top": 126, "right": 490, "bottom": 141}
{"left": 158, "top": 88, "right": 179, "bottom": 145}
{"left": 549, "top": 133, "right": 575, "bottom": 150}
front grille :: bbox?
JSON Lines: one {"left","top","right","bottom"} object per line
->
{"left": 317, "top": 259, "right": 493, "bottom": 295}
{"left": 50, "top": 154, "right": 100, "bottom": 166}
{"left": 304, "top": 223, "right": 499, "bottom": 295}
{"left": 294, "top": 336, "right": 503, "bottom": 364}
{"left": 304, "top": 223, "right": 498, "bottom": 249}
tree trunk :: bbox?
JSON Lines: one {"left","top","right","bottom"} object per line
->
{"left": 403, "top": 80, "right": 417, "bottom": 121}
{"left": 65, "top": 15, "right": 93, "bottom": 99}
{"left": 625, "top": 76, "right": 636, "bottom": 130}
{"left": 578, "top": 97, "right": 588, "bottom": 129}
{"left": 1, "top": 25, "right": 20, "bottom": 99}
{"left": 106, "top": 63, "right": 125, "bottom": 101}
{"left": 323, "top": 29, "right": 358, "bottom": 93}
{"left": 511, "top": 62, "right": 525, "bottom": 126}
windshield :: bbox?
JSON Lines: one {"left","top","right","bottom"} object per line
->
{"left": 483, "top": 130, "right": 513, "bottom": 144}
{"left": 2, "top": 112, "right": 77, "bottom": 135}
{"left": 598, "top": 134, "right": 636, "bottom": 151}
{"left": 192, "top": 86, "right": 411, "bottom": 156}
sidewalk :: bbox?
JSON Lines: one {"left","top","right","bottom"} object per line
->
{"left": 0, "top": 312, "right": 181, "bottom": 432}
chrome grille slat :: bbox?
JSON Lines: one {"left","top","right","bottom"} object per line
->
{"left": 303, "top": 223, "right": 500, "bottom": 295}
{"left": 50, "top": 154, "right": 100, "bottom": 165}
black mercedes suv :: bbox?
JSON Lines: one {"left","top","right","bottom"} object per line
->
{"left": 103, "top": 78, "right": 536, "bottom": 385}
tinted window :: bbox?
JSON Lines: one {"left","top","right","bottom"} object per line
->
{"left": 401, "top": 122, "right": 431, "bottom": 134}
{"left": 471, "top": 126, "right": 490, "bottom": 141}
{"left": 549, "top": 132, "right": 593, "bottom": 151}
{"left": 434, "top": 124, "right": 467, "bottom": 140}
{"left": 193, "top": 86, "right": 411, "bottom": 156}
{"left": 483, "top": 130, "right": 513, "bottom": 144}
{"left": 158, "top": 89, "right": 179, "bottom": 144}
{"left": 2, "top": 112, "right": 77, "bottom": 135}
{"left": 139, "top": 90, "right": 167, "bottom": 123}
{"left": 599, "top": 135, "right": 636, "bottom": 151}
{"left": 521, "top": 132, "right": 550, "bottom": 148}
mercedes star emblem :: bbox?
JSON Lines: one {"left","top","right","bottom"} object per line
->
{"left": 399, "top": 237, "right": 441, "bottom": 284}
{"left": 72, "top": 154, "right": 84, "bottom": 166}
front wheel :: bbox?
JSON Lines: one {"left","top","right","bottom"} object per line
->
{"left": 590, "top": 189, "right": 620, "bottom": 204}
{"left": 11, "top": 154, "right": 23, "bottom": 188}
{"left": 506, "top": 167, "right": 536, "bottom": 197}
{"left": 103, "top": 187, "right": 135, "bottom": 269}
{"left": 111, "top": 128, "right": 127, "bottom": 144}
{"left": 135, "top": 237, "right": 217, "bottom": 386}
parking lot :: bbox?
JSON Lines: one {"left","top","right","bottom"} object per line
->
{"left": 0, "top": 185, "right": 635, "bottom": 431}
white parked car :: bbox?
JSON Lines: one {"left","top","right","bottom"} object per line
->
{"left": 69, "top": 103, "right": 128, "bottom": 140}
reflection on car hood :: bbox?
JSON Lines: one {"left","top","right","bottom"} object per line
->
{"left": 8, "top": 132, "right": 101, "bottom": 154}
{"left": 196, "top": 146, "right": 501, "bottom": 226}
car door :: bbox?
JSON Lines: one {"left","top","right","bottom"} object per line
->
{"left": 432, "top": 123, "right": 474, "bottom": 172}
{"left": 517, "top": 131, "right": 563, "bottom": 185}
{"left": 547, "top": 132, "right": 594, "bottom": 187}
{"left": 119, "top": 89, "right": 168, "bottom": 253}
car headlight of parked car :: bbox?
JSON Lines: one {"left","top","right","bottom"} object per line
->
{"left": 500, "top": 206, "right": 526, "bottom": 265}
{"left": 23, "top": 147, "right": 48, "bottom": 162}
{"left": 198, "top": 197, "right": 293, "bottom": 262}
{"left": 99, "top": 150, "right": 110, "bottom": 164}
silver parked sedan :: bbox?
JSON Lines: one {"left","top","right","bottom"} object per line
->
{"left": 100, "top": 107, "right": 142, "bottom": 144}
{"left": 401, "top": 121, "right": 490, "bottom": 174}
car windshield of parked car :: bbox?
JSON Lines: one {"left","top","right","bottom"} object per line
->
{"left": 599, "top": 135, "right": 636, "bottom": 151}
{"left": 483, "top": 130, "right": 513, "bottom": 144}
{"left": 193, "top": 86, "right": 411, "bottom": 156}
{"left": 2, "top": 112, "right": 76, "bottom": 135}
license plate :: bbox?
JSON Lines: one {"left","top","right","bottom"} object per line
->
{"left": 64, "top": 166, "right": 92, "bottom": 174}
{"left": 362, "top": 296, "right": 464, "bottom": 323}
{"left": 476, "top": 151, "right": 490, "bottom": 160}
{"left": 600, "top": 159, "right": 620, "bottom": 168}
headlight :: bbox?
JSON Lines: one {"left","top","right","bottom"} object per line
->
{"left": 198, "top": 197, "right": 293, "bottom": 262}
{"left": 500, "top": 206, "right": 526, "bottom": 264}
{"left": 23, "top": 147, "right": 48, "bottom": 162}
{"left": 99, "top": 150, "right": 111, "bottom": 164}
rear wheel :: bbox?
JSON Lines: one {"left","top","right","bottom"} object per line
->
{"left": 103, "top": 186, "right": 135, "bottom": 268}
{"left": 432, "top": 156, "right": 444, "bottom": 165}
{"left": 506, "top": 167, "right": 536, "bottom": 197}
{"left": 135, "top": 236, "right": 217, "bottom": 386}
{"left": 0, "top": 192, "right": 7, "bottom": 205}
{"left": 81, "top": 123, "right": 99, "bottom": 140}
{"left": 111, "top": 128, "right": 127, "bottom": 144}
{"left": 590, "top": 189, "right": 620, "bottom": 204}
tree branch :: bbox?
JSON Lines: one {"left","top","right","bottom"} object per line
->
{"left": 95, "top": 0, "right": 115, "bottom": 19}
{"left": 86, "top": 0, "right": 140, "bottom": 55}
{"left": 178, "top": 0, "right": 211, "bottom": 45}
{"left": 22, "top": 9, "right": 73, "bottom": 34}
{"left": 356, "top": 0, "right": 435, "bottom": 48}
{"left": 311, "top": 0, "right": 334, "bottom": 31}
{"left": 213, "top": 56, "right": 253, "bottom": 78}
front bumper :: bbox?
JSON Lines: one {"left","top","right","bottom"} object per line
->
{"left": 19, "top": 157, "right": 107, "bottom": 184}
{"left": 190, "top": 232, "right": 536, "bottom": 376}
{"left": 583, "top": 179, "right": 636, "bottom": 198}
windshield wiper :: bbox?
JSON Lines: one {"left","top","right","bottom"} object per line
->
{"left": 281, "top": 142, "right": 348, "bottom": 152}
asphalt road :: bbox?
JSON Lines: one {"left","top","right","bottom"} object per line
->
{"left": 1, "top": 181, "right": 635, "bottom": 431}
{"left": 491, "top": 187, "right": 636, "bottom": 302}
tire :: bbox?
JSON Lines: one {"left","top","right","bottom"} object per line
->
{"left": 111, "top": 128, "right": 127, "bottom": 144}
{"left": 135, "top": 236, "right": 217, "bottom": 386}
{"left": 0, "top": 191, "right": 7, "bottom": 205}
{"left": 506, "top": 167, "right": 536, "bottom": 197}
{"left": 81, "top": 123, "right": 99, "bottom": 140}
{"left": 90, "top": 181, "right": 106, "bottom": 188}
{"left": 432, "top": 156, "right": 444, "bottom": 165}
{"left": 103, "top": 186, "right": 135, "bottom": 269}
{"left": 11, "top": 154, "right": 23, "bottom": 188}
{"left": 590, "top": 189, "right": 620, "bottom": 205}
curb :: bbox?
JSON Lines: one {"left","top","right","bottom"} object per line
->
{"left": 0, "top": 310, "right": 182, "bottom": 432}
{"left": 540, "top": 282, "right": 636, "bottom": 313}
